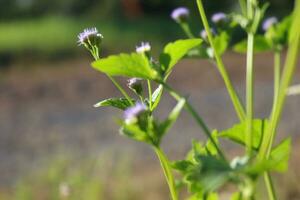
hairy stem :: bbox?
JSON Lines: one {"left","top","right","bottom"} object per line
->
{"left": 154, "top": 147, "right": 178, "bottom": 200}
{"left": 196, "top": 0, "right": 246, "bottom": 121}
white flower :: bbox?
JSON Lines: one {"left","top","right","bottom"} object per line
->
{"left": 77, "top": 27, "right": 103, "bottom": 46}
{"left": 136, "top": 42, "right": 151, "bottom": 54}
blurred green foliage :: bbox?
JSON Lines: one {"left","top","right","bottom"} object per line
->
{"left": 0, "top": 0, "right": 295, "bottom": 61}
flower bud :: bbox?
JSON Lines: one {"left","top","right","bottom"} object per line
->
{"left": 171, "top": 7, "right": 190, "bottom": 23}
{"left": 211, "top": 12, "right": 227, "bottom": 24}
{"left": 262, "top": 17, "right": 278, "bottom": 31}
{"left": 127, "top": 78, "right": 143, "bottom": 95}
{"left": 124, "top": 103, "right": 147, "bottom": 124}
{"left": 78, "top": 27, "right": 103, "bottom": 50}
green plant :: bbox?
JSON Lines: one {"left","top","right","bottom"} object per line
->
{"left": 79, "top": 0, "right": 300, "bottom": 199}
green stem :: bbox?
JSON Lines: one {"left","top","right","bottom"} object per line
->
{"left": 245, "top": 33, "right": 254, "bottom": 156}
{"left": 148, "top": 80, "right": 153, "bottom": 110}
{"left": 258, "top": 23, "right": 300, "bottom": 160}
{"left": 107, "top": 75, "right": 134, "bottom": 106}
{"left": 264, "top": 172, "right": 277, "bottom": 200}
{"left": 239, "top": 0, "right": 247, "bottom": 16}
{"left": 180, "top": 22, "right": 195, "bottom": 38}
{"left": 272, "top": 51, "right": 281, "bottom": 112}
{"left": 154, "top": 147, "right": 178, "bottom": 200}
{"left": 196, "top": 0, "right": 246, "bottom": 121}
{"left": 161, "top": 82, "right": 226, "bottom": 160}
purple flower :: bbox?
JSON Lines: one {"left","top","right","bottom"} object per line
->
{"left": 171, "top": 7, "right": 190, "bottom": 22}
{"left": 211, "top": 12, "right": 227, "bottom": 24}
{"left": 262, "top": 17, "right": 278, "bottom": 31}
{"left": 77, "top": 27, "right": 103, "bottom": 46}
{"left": 136, "top": 42, "right": 151, "bottom": 54}
{"left": 124, "top": 103, "right": 147, "bottom": 123}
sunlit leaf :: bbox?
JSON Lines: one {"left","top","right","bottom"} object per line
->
{"left": 159, "top": 39, "right": 202, "bottom": 73}
{"left": 219, "top": 119, "right": 268, "bottom": 150}
{"left": 92, "top": 53, "right": 159, "bottom": 80}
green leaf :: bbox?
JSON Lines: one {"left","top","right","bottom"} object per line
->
{"left": 94, "top": 98, "right": 134, "bottom": 110}
{"left": 184, "top": 155, "right": 232, "bottom": 193}
{"left": 172, "top": 160, "right": 194, "bottom": 172}
{"left": 92, "top": 53, "right": 159, "bottom": 80}
{"left": 151, "top": 84, "right": 163, "bottom": 111}
{"left": 157, "top": 98, "right": 185, "bottom": 138}
{"left": 159, "top": 39, "right": 202, "bottom": 73}
{"left": 246, "top": 138, "right": 291, "bottom": 174}
{"left": 214, "top": 31, "right": 230, "bottom": 55}
{"left": 265, "top": 15, "right": 292, "bottom": 48}
{"left": 120, "top": 123, "right": 151, "bottom": 144}
{"left": 269, "top": 138, "right": 291, "bottom": 172}
{"left": 231, "top": 192, "right": 241, "bottom": 200}
{"left": 219, "top": 119, "right": 268, "bottom": 150}
{"left": 233, "top": 36, "right": 272, "bottom": 53}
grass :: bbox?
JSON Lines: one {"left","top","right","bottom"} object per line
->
{"left": 0, "top": 16, "right": 181, "bottom": 57}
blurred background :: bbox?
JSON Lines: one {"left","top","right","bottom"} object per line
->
{"left": 0, "top": 0, "right": 299, "bottom": 199}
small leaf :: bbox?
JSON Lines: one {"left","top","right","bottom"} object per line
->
{"left": 92, "top": 53, "right": 159, "bottom": 80}
{"left": 246, "top": 138, "right": 291, "bottom": 174}
{"left": 214, "top": 31, "right": 230, "bottom": 55}
{"left": 151, "top": 84, "right": 163, "bottom": 111}
{"left": 94, "top": 98, "right": 134, "bottom": 110}
{"left": 219, "top": 119, "right": 267, "bottom": 150}
{"left": 120, "top": 123, "right": 151, "bottom": 144}
{"left": 233, "top": 36, "right": 272, "bottom": 53}
{"left": 159, "top": 39, "right": 202, "bottom": 73}
{"left": 172, "top": 160, "right": 194, "bottom": 172}
{"left": 269, "top": 138, "right": 291, "bottom": 172}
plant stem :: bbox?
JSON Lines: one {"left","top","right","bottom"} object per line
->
{"left": 264, "top": 172, "right": 277, "bottom": 200}
{"left": 245, "top": 0, "right": 255, "bottom": 156}
{"left": 154, "top": 146, "right": 178, "bottom": 200}
{"left": 258, "top": 19, "right": 300, "bottom": 160}
{"left": 107, "top": 75, "right": 134, "bottom": 106}
{"left": 180, "top": 22, "right": 195, "bottom": 38}
{"left": 272, "top": 51, "right": 281, "bottom": 112}
{"left": 245, "top": 32, "right": 254, "bottom": 156}
{"left": 196, "top": 0, "right": 246, "bottom": 121}
{"left": 148, "top": 80, "right": 153, "bottom": 109}
{"left": 161, "top": 82, "right": 226, "bottom": 160}
{"left": 239, "top": 0, "right": 247, "bottom": 16}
